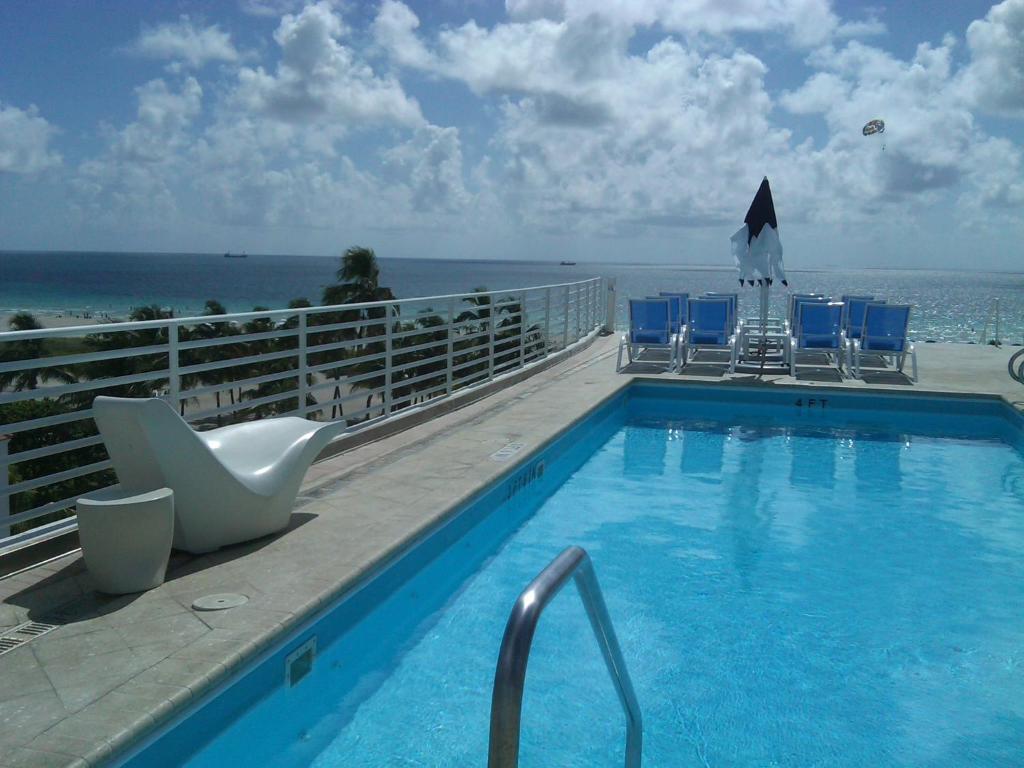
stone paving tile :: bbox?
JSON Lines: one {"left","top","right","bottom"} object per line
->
{"left": 0, "top": 690, "right": 68, "bottom": 748}
{"left": 0, "top": 748, "right": 89, "bottom": 768}
{"left": 0, "top": 647, "right": 55, "bottom": 702}
{"left": 113, "top": 610, "right": 209, "bottom": 653}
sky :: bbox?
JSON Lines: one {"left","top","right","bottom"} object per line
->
{"left": 0, "top": 0, "right": 1022, "bottom": 270}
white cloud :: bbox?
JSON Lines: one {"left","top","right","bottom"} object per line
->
{"left": 383, "top": 125, "right": 468, "bottom": 212}
{"left": 0, "top": 102, "right": 61, "bottom": 174}
{"left": 780, "top": 35, "right": 1024, "bottom": 219}
{"left": 235, "top": 2, "right": 423, "bottom": 131}
{"left": 835, "top": 16, "right": 887, "bottom": 39}
{"left": 505, "top": 0, "right": 840, "bottom": 48}
{"left": 960, "top": 0, "right": 1024, "bottom": 117}
{"left": 71, "top": 78, "right": 203, "bottom": 229}
{"left": 129, "top": 16, "right": 239, "bottom": 68}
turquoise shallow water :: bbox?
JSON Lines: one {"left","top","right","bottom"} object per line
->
{"left": 182, "top": 392, "right": 1024, "bottom": 767}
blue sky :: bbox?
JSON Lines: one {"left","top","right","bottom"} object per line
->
{"left": 1, "top": 0, "right": 1022, "bottom": 269}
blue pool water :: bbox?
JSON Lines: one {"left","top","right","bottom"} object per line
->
{"left": 133, "top": 385, "right": 1024, "bottom": 767}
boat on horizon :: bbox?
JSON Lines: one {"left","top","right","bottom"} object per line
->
{"left": 223, "top": 252, "right": 248, "bottom": 258}
{"left": 560, "top": 260, "right": 577, "bottom": 266}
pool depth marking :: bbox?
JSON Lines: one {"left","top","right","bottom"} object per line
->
{"left": 490, "top": 442, "right": 526, "bottom": 462}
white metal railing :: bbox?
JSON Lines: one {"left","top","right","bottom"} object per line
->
{"left": 0, "top": 278, "right": 606, "bottom": 552}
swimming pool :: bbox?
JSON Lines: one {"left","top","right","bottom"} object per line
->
{"left": 124, "top": 383, "right": 1024, "bottom": 767}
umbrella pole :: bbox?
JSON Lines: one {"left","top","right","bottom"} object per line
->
{"left": 759, "top": 281, "right": 769, "bottom": 335}
{"left": 758, "top": 281, "right": 770, "bottom": 374}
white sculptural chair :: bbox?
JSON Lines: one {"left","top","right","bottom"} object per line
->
{"left": 93, "top": 396, "right": 347, "bottom": 554}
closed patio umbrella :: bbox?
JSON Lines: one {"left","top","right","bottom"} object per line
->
{"left": 730, "top": 177, "right": 789, "bottom": 368}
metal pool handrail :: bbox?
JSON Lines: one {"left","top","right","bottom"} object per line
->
{"left": 487, "top": 546, "right": 642, "bottom": 768}
{"left": 1010, "top": 347, "right": 1024, "bottom": 385}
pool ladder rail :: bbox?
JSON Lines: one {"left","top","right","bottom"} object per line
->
{"left": 1010, "top": 347, "right": 1024, "bottom": 386}
{"left": 487, "top": 546, "right": 643, "bottom": 768}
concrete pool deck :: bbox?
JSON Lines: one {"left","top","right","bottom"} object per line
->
{"left": 1, "top": 336, "right": 1022, "bottom": 767}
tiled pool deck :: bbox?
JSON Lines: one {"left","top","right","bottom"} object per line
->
{"left": 1, "top": 336, "right": 1021, "bottom": 767}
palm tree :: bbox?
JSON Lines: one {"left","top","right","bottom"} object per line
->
{"left": 316, "top": 247, "right": 397, "bottom": 421}
{"left": 79, "top": 305, "right": 175, "bottom": 403}
{"left": 189, "top": 299, "right": 238, "bottom": 425}
{"left": 0, "top": 312, "right": 78, "bottom": 391}
{"left": 452, "top": 288, "right": 493, "bottom": 388}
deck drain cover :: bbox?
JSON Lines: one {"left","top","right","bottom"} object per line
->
{"left": 0, "top": 622, "right": 59, "bottom": 657}
{"left": 192, "top": 593, "right": 248, "bottom": 611}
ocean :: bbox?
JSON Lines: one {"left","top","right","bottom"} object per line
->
{"left": 1, "top": 250, "right": 1022, "bottom": 343}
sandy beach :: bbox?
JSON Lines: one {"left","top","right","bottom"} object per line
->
{"left": 0, "top": 309, "right": 118, "bottom": 331}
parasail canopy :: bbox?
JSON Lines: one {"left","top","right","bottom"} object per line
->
{"left": 862, "top": 119, "right": 885, "bottom": 136}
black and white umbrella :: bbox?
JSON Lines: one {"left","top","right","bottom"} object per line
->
{"left": 730, "top": 177, "right": 787, "bottom": 332}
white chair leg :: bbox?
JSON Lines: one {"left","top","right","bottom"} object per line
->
{"left": 616, "top": 336, "right": 625, "bottom": 372}
{"left": 910, "top": 344, "right": 918, "bottom": 382}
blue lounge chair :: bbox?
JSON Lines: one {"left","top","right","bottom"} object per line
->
{"left": 850, "top": 303, "right": 918, "bottom": 381}
{"left": 787, "top": 294, "right": 828, "bottom": 335}
{"left": 704, "top": 292, "right": 739, "bottom": 333}
{"left": 840, "top": 295, "right": 882, "bottom": 341}
{"left": 788, "top": 301, "right": 846, "bottom": 376}
{"left": 617, "top": 298, "right": 677, "bottom": 372}
{"left": 680, "top": 297, "right": 738, "bottom": 371}
{"left": 657, "top": 292, "right": 689, "bottom": 333}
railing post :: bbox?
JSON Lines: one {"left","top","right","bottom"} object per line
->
{"left": 167, "top": 323, "right": 180, "bottom": 412}
{"left": 995, "top": 298, "right": 1001, "bottom": 345}
{"left": 575, "top": 283, "right": 582, "bottom": 342}
{"left": 384, "top": 304, "right": 393, "bottom": 416}
{"left": 563, "top": 287, "right": 570, "bottom": 349}
{"left": 544, "top": 287, "right": 552, "bottom": 355}
{"left": 487, "top": 301, "right": 496, "bottom": 381}
{"left": 0, "top": 434, "right": 10, "bottom": 541}
{"left": 518, "top": 291, "right": 527, "bottom": 368}
{"left": 605, "top": 277, "right": 617, "bottom": 334}
{"left": 446, "top": 298, "right": 455, "bottom": 395}
{"left": 298, "top": 312, "right": 309, "bottom": 418}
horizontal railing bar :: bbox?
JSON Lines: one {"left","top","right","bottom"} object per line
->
{"left": 391, "top": 338, "right": 449, "bottom": 357}
{"left": 390, "top": 325, "right": 449, "bottom": 343}
{"left": 306, "top": 317, "right": 388, "bottom": 336}
{"left": 177, "top": 348, "right": 296, "bottom": 376}
{"left": 180, "top": 368, "right": 299, "bottom": 401}
{"left": 453, "top": 368, "right": 489, "bottom": 387}
{"left": 0, "top": 517, "right": 78, "bottom": 556}
{"left": 451, "top": 357, "right": 488, "bottom": 374}
{"left": 6, "top": 459, "right": 113, "bottom": 496}
{"left": 0, "top": 278, "right": 601, "bottom": 341}
{"left": 393, "top": 369, "right": 448, "bottom": 390}
{"left": 306, "top": 336, "right": 380, "bottom": 356}
{"left": 5, "top": 493, "right": 83, "bottom": 527}
{"left": 390, "top": 383, "right": 448, "bottom": 409}
{"left": 307, "top": 365, "right": 385, "bottom": 391}
{"left": 186, "top": 388, "right": 301, "bottom": 423}
{"left": 177, "top": 328, "right": 299, "bottom": 351}
{"left": 0, "top": 370, "right": 169, "bottom": 404}
{"left": 391, "top": 354, "right": 448, "bottom": 375}
{"left": 313, "top": 385, "right": 386, "bottom": 411}
{"left": 0, "top": 343, "right": 168, "bottom": 375}
{"left": 1, "top": 408, "right": 94, "bottom": 435}
{"left": 3, "top": 434, "right": 105, "bottom": 467}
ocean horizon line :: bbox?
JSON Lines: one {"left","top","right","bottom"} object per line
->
{"left": 2, "top": 248, "right": 1023, "bottom": 275}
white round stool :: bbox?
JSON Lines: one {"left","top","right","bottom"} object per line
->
{"left": 76, "top": 487, "right": 174, "bottom": 595}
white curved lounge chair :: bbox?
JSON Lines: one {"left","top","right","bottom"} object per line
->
{"left": 93, "top": 396, "right": 346, "bottom": 554}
